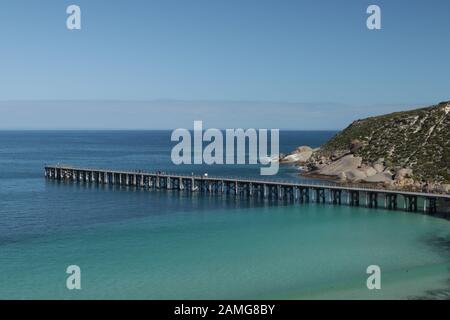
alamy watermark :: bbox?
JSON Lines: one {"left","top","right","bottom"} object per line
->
{"left": 66, "top": 265, "right": 81, "bottom": 290}
{"left": 66, "top": 5, "right": 81, "bottom": 30}
{"left": 367, "top": 5, "right": 382, "bottom": 30}
{"left": 171, "top": 121, "right": 280, "bottom": 175}
{"left": 66, "top": 4, "right": 382, "bottom": 31}
{"left": 366, "top": 265, "right": 381, "bottom": 290}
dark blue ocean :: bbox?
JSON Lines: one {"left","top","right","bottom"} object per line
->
{"left": 0, "top": 131, "right": 449, "bottom": 299}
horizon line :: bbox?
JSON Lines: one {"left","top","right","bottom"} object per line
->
{"left": 0, "top": 128, "right": 342, "bottom": 132}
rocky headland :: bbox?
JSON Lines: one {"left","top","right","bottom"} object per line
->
{"left": 281, "top": 101, "right": 450, "bottom": 194}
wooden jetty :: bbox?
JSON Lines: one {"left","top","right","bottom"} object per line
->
{"left": 44, "top": 165, "right": 450, "bottom": 214}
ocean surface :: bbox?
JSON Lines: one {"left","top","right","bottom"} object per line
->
{"left": 0, "top": 131, "right": 449, "bottom": 299}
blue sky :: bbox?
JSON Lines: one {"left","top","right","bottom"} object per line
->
{"left": 0, "top": 0, "right": 449, "bottom": 129}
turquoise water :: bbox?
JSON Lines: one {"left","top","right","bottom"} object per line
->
{"left": 0, "top": 131, "right": 449, "bottom": 299}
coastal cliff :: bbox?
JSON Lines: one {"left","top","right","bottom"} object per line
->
{"left": 283, "top": 101, "right": 450, "bottom": 193}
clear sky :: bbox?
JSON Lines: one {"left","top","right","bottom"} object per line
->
{"left": 0, "top": 0, "right": 449, "bottom": 129}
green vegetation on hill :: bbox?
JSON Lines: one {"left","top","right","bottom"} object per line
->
{"left": 318, "top": 101, "right": 450, "bottom": 183}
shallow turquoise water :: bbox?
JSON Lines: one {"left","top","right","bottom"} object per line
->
{"left": 0, "top": 131, "right": 449, "bottom": 299}
{"left": 1, "top": 185, "right": 450, "bottom": 299}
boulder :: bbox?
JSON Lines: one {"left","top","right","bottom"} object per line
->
{"left": 362, "top": 172, "right": 393, "bottom": 183}
{"left": 383, "top": 180, "right": 394, "bottom": 187}
{"left": 318, "top": 154, "right": 362, "bottom": 176}
{"left": 318, "top": 156, "right": 329, "bottom": 164}
{"left": 282, "top": 146, "right": 313, "bottom": 163}
{"left": 394, "top": 177, "right": 415, "bottom": 188}
{"left": 373, "top": 163, "right": 385, "bottom": 173}
{"left": 438, "top": 184, "right": 450, "bottom": 194}
{"left": 363, "top": 166, "right": 377, "bottom": 177}
{"left": 344, "top": 169, "right": 367, "bottom": 182}
{"left": 296, "top": 146, "right": 313, "bottom": 153}
{"left": 395, "top": 168, "right": 413, "bottom": 180}
{"left": 338, "top": 172, "right": 347, "bottom": 182}
{"left": 373, "top": 158, "right": 385, "bottom": 173}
